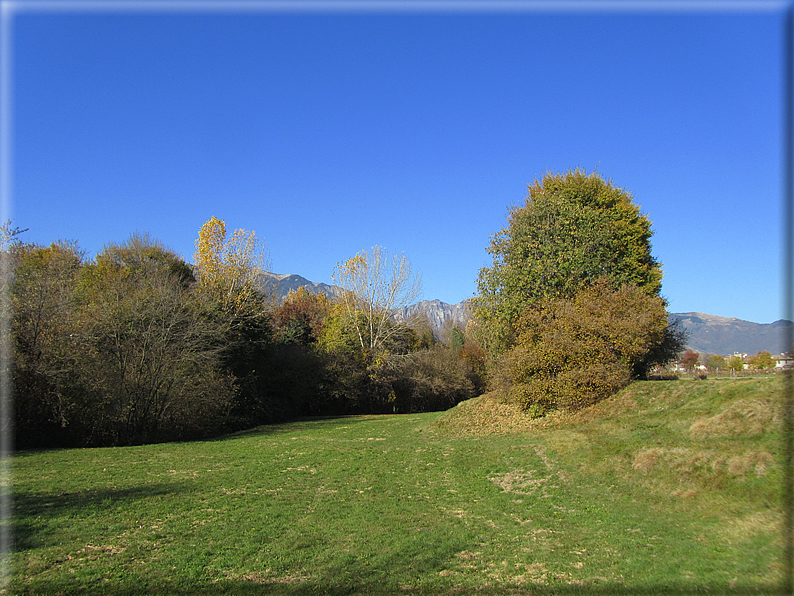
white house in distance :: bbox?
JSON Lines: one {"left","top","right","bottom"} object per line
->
{"left": 774, "top": 354, "right": 794, "bottom": 369}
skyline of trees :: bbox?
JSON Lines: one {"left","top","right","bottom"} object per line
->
{"left": 7, "top": 218, "right": 482, "bottom": 448}
{"left": 5, "top": 184, "right": 781, "bottom": 447}
{"left": 11, "top": 235, "right": 240, "bottom": 447}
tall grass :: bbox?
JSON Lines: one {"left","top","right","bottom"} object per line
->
{"left": 8, "top": 377, "right": 785, "bottom": 594}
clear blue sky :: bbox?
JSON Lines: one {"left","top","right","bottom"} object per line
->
{"left": 4, "top": 1, "right": 787, "bottom": 323}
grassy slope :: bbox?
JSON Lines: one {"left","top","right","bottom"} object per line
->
{"left": 8, "top": 377, "right": 786, "bottom": 595}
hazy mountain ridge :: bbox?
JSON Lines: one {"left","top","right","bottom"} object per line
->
{"left": 259, "top": 272, "right": 791, "bottom": 355}
{"left": 669, "top": 312, "right": 792, "bottom": 356}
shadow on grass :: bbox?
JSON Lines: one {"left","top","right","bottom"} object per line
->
{"left": 210, "top": 584, "right": 783, "bottom": 596}
{"left": 16, "top": 579, "right": 785, "bottom": 595}
{"left": 207, "top": 414, "right": 398, "bottom": 442}
{"left": 12, "top": 481, "right": 191, "bottom": 550}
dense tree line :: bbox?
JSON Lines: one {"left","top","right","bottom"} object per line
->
{"left": 8, "top": 220, "right": 484, "bottom": 449}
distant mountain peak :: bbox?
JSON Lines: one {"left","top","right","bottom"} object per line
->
{"left": 677, "top": 312, "right": 744, "bottom": 324}
{"left": 256, "top": 271, "right": 342, "bottom": 302}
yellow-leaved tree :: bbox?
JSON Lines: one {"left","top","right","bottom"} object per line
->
{"left": 193, "top": 216, "right": 270, "bottom": 313}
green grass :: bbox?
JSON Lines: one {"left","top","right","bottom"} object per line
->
{"left": 8, "top": 376, "right": 787, "bottom": 594}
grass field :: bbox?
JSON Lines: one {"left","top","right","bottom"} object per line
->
{"left": 7, "top": 376, "right": 787, "bottom": 595}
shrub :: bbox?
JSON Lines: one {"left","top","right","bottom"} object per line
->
{"left": 500, "top": 278, "right": 668, "bottom": 415}
{"left": 11, "top": 236, "right": 243, "bottom": 447}
{"left": 387, "top": 345, "right": 477, "bottom": 413}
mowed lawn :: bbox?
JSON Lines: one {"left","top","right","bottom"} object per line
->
{"left": 9, "top": 377, "right": 786, "bottom": 595}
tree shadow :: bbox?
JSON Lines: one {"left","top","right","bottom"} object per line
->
{"left": 12, "top": 481, "right": 191, "bottom": 551}
{"left": 206, "top": 414, "right": 396, "bottom": 442}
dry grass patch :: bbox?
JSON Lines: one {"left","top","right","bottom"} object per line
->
{"left": 689, "top": 397, "right": 780, "bottom": 438}
{"left": 434, "top": 391, "right": 584, "bottom": 437}
{"left": 433, "top": 392, "right": 535, "bottom": 436}
{"left": 439, "top": 377, "right": 786, "bottom": 439}
{"left": 720, "top": 509, "right": 782, "bottom": 544}
{"left": 214, "top": 568, "right": 313, "bottom": 585}
{"left": 671, "top": 488, "right": 698, "bottom": 498}
{"left": 487, "top": 469, "right": 551, "bottom": 495}
{"left": 632, "top": 447, "right": 663, "bottom": 473}
{"left": 723, "top": 450, "right": 776, "bottom": 477}
{"left": 632, "top": 446, "right": 776, "bottom": 478}
{"left": 444, "top": 549, "right": 556, "bottom": 587}
{"left": 436, "top": 380, "right": 688, "bottom": 438}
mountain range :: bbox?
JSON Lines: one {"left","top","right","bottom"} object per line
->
{"left": 260, "top": 272, "right": 791, "bottom": 356}
{"left": 668, "top": 312, "right": 791, "bottom": 356}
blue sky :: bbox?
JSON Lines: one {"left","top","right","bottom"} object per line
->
{"left": 4, "top": 1, "right": 787, "bottom": 323}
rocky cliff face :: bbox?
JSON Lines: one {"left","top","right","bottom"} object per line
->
{"left": 395, "top": 299, "right": 474, "bottom": 334}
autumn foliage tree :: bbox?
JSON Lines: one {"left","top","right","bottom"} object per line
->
{"left": 475, "top": 169, "right": 681, "bottom": 413}
{"left": 680, "top": 349, "right": 700, "bottom": 374}
{"left": 191, "top": 217, "right": 292, "bottom": 426}
{"left": 705, "top": 354, "right": 727, "bottom": 374}
{"left": 475, "top": 169, "right": 664, "bottom": 358}
{"left": 263, "top": 288, "right": 334, "bottom": 416}
{"left": 193, "top": 216, "right": 269, "bottom": 314}
{"left": 272, "top": 287, "right": 332, "bottom": 345}
{"left": 727, "top": 355, "right": 745, "bottom": 375}
{"left": 748, "top": 350, "right": 775, "bottom": 371}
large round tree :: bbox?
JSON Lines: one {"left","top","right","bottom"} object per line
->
{"left": 475, "top": 170, "right": 682, "bottom": 411}
{"left": 475, "top": 169, "right": 664, "bottom": 357}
